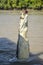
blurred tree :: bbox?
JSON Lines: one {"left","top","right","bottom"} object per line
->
{"left": 10, "top": 0, "right": 17, "bottom": 9}
{"left": 0, "top": 0, "right": 4, "bottom": 9}
{"left": 41, "top": 0, "right": 43, "bottom": 8}
{"left": 0, "top": 0, "right": 43, "bottom": 10}
{"left": 29, "top": 0, "right": 42, "bottom": 10}
{"left": 16, "top": 0, "right": 19, "bottom": 5}
{"left": 18, "top": 0, "right": 25, "bottom": 8}
{"left": 18, "top": 0, "right": 29, "bottom": 9}
{"left": 4, "top": 0, "right": 11, "bottom": 10}
{"left": 25, "top": 0, "right": 30, "bottom": 7}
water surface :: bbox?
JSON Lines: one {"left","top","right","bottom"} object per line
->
{"left": 0, "top": 14, "right": 43, "bottom": 65}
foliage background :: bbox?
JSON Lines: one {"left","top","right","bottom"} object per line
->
{"left": 0, "top": 0, "right": 43, "bottom": 10}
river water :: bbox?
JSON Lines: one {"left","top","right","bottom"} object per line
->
{"left": 0, "top": 14, "right": 43, "bottom": 65}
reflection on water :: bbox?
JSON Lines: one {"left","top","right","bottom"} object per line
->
{"left": 0, "top": 38, "right": 17, "bottom": 65}
{"left": 0, "top": 14, "right": 43, "bottom": 65}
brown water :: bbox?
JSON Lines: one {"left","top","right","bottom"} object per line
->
{"left": 0, "top": 14, "right": 43, "bottom": 65}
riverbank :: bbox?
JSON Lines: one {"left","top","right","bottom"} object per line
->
{"left": 0, "top": 9, "right": 43, "bottom": 15}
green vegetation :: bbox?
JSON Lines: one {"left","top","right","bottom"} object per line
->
{"left": 0, "top": 0, "right": 43, "bottom": 10}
